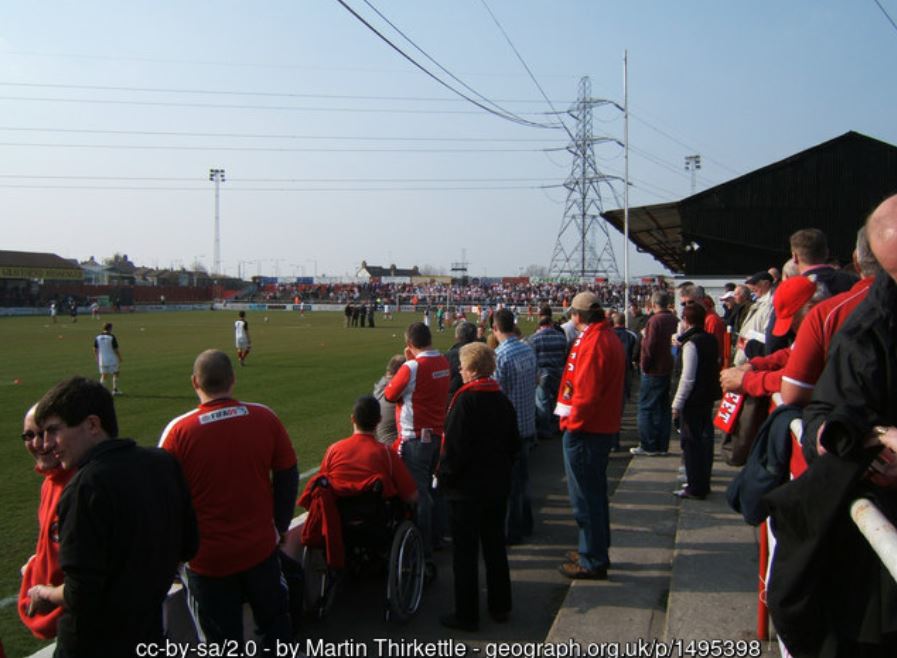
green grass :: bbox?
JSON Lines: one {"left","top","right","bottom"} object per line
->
{"left": 0, "top": 310, "right": 458, "bottom": 658}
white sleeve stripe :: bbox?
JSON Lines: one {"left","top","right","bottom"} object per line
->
{"left": 781, "top": 376, "right": 815, "bottom": 390}
{"left": 158, "top": 409, "right": 200, "bottom": 447}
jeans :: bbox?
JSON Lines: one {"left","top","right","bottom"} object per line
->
{"left": 562, "top": 430, "right": 612, "bottom": 571}
{"left": 400, "top": 437, "right": 439, "bottom": 559}
{"left": 506, "top": 435, "right": 534, "bottom": 543}
{"left": 184, "top": 550, "right": 292, "bottom": 648}
{"left": 449, "top": 497, "right": 511, "bottom": 623}
{"left": 534, "top": 371, "right": 560, "bottom": 439}
{"left": 637, "top": 373, "right": 672, "bottom": 453}
{"left": 680, "top": 404, "right": 715, "bottom": 496}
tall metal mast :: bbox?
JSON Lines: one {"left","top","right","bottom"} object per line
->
{"left": 548, "top": 77, "right": 621, "bottom": 280}
{"left": 209, "top": 168, "right": 226, "bottom": 275}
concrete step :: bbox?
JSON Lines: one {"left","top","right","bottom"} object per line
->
{"left": 664, "top": 450, "right": 780, "bottom": 655}
{"left": 546, "top": 446, "right": 680, "bottom": 644}
{"left": 548, "top": 433, "right": 781, "bottom": 655}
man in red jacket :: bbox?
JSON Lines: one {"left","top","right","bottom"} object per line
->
{"left": 555, "top": 292, "right": 625, "bottom": 579}
{"left": 18, "top": 404, "right": 75, "bottom": 640}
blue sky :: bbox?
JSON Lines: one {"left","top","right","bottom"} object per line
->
{"left": 1, "top": 1, "right": 895, "bottom": 279}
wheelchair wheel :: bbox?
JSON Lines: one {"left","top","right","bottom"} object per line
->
{"left": 300, "top": 546, "right": 337, "bottom": 619}
{"left": 385, "top": 520, "right": 425, "bottom": 622}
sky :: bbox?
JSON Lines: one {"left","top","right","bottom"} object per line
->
{"left": 1, "top": 1, "right": 896, "bottom": 280}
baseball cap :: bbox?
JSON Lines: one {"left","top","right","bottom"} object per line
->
{"left": 745, "top": 271, "right": 774, "bottom": 285}
{"left": 719, "top": 291, "right": 735, "bottom": 301}
{"left": 570, "top": 291, "right": 601, "bottom": 312}
{"left": 772, "top": 276, "right": 816, "bottom": 336}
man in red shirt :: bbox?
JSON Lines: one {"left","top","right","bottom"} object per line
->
{"left": 18, "top": 404, "right": 75, "bottom": 640}
{"left": 384, "top": 322, "right": 450, "bottom": 566}
{"left": 780, "top": 226, "right": 881, "bottom": 406}
{"left": 159, "top": 349, "right": 298, "bottom": 650}
{"left": 555, "top": 292, "right": 625, "bottom": 579}
{"left": 319, "top": 396, "right": 418, "bottom": 503}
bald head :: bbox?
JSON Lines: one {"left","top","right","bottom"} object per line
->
{"left": 192, "top": 349, "right": 235, "bottom": 397}
{"left": 868, "top": 194, "right": 897, "bottom": 282}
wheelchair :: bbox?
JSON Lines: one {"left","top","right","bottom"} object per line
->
{"left": 301, "top": 479, "right": 425, "bottom": 623}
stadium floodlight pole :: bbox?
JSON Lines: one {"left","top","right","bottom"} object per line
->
{"left": 623, "top": 50, "right": 630, "bottom": 328}
{"left": 684, "top": 155, "right": 701, "bottom": 195}
{"left": 209, "top": 168, "right": 226, "bottom": 275}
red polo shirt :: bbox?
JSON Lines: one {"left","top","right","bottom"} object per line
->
{"left": 159, "top": 398, "right": 297, "bottom": 577}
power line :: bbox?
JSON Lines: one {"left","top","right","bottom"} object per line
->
{"left": 477, "top": 0, "right": 576, "bottom": 143}
{"left": 629, "top": 110, "right": 741, "bottom": 176}
{"left": 360, "top": 0, "right": 521, "bottom": 121}
{"left": 2, "top": 48, "right": 588, "bottom": 80}
{"left": 628, "top": 143, "right": 719, "bottom": 189}
{"left": 333, "top": 0, "right": 560, "bottom": 129}
{"left": 873, "top": 0, "right": 897, "bottom": 34}
{"left": 0, "top": 141, "right": 545, "bottom": 153}
{"left": 0, "top": 94, "right": 540, "bottom": 115}
{"left": 0, "top": 174, "right": 555, "bottom": 183}
{"left": 0, "top": 183, "right": 548, "bottom": 192}
{"left": 0, "top": 80, "right": 571, "bottom": 105}
{"left": 0, "top": 125, "right": 557, "bottom": 143}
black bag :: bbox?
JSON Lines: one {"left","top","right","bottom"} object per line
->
{"left": 278, "top": 550, "right": 304, "bottom": 633}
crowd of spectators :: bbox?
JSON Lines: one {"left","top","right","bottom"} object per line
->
{"left": 257, "top": 279, "right": 667, "bottom": 311}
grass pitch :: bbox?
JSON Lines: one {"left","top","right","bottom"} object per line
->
{"left": 0, "top": 309, "right": 459, "bottom": 657}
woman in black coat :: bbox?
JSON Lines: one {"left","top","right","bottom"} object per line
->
{"left": 437, "top": 342, "right": 520, "bottom": 632}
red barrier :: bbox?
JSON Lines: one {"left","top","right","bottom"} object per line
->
{"left": 758, "top": 520, "right": 770, "bottom": 640}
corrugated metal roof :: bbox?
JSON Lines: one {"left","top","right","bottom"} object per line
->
{"left": 602, "top": 131, "right": 897, "bottom": 275}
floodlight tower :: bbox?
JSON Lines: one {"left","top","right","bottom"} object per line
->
{"left": 449, "top": 249, "right": 469, "bottom": 310}
{"left": 684, "top": 154, "right": 701, "bottom": 194}
{"left": 209, "top": 168, "right": 226, "bottom": 275}
{"left": 548, "top": 77, "right": 622, "bottom": 280}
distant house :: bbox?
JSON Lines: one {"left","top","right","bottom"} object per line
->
{"left": 81, "top": 256, "right": 111, "bottom": 285}
{"left": 0, "top": 250, "right": 84, "bottom": 282}
{"left": 103, "top": 254, "right": 137, "bottom": 286}
{"left": 356, "top": 261, "right": 420, "bottom": 282}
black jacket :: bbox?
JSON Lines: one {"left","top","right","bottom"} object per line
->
{"left": 804, "top": 270, "right": 897, "bottom": 462}
{"left": 770, "top": 270, "right": 897, "bottom": 657}
{"left": 438, "top": 389, "right": 520, "bottom": 500}
{"left": 56, "top": 439, "right": 198, "bottom": 658}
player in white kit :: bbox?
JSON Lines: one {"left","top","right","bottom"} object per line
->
{"left": 94, "top": 322, "right": 122, "bottom": 395}
{"left": 235, "top": 311, "right": 251, "bottom": 366}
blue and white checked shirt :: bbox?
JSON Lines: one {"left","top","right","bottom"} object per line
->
{"left": 495, "top": 335, "right": 538, "bottom": 438}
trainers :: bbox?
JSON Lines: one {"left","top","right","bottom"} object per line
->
{"left": 558, "top": 561, "right": 608, "bottom": 580}
{"left": 629, "top": 446, "right": 659, "bottom": 456}
{"left": 673, "top": 488, "right": 706, "bottom": 500}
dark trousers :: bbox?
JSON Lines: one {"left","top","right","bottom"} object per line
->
{"left": 506, "top": 435, "right": 534, "bottom": 543}
{"left": 185, "top": 550, "right": 292, "bottom": 648}
{"left": 637, "top": 373, "right": 672, "bottom": 452}
{"left": 680, "top": 403, "right": 715, "bottom": 496}
{"left": 449, "top": 497, "right": 512, "bottom": 623}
